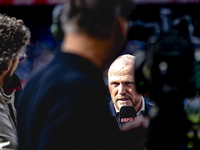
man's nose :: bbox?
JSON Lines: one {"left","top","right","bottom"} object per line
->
{"left": 118, "top": 84, "right": 126, "bottom": 95}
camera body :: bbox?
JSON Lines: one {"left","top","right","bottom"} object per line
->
{"left": 129, "top": 8, "right": 199, "bottom": 104}
{"left": 128, "top": 7, "right": 200, "bottom": 149}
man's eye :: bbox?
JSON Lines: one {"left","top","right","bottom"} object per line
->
{"left": 125, "top": 82, "right": 134, "bottom": 86}
{"left": 111, "top": 82, "right": 119, "bottom": 87}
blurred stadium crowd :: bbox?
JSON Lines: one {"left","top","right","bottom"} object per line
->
{"left": 1, "top": 1, "right": 200, "bottom": 87}
{"left": 15, "top": 24, "right": 58, "bottom": 88}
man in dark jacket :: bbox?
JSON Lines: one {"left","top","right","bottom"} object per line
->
{"left": 16, "top": 1, "right": 148, "bottom": 150}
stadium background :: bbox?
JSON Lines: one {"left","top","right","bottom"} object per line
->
{"left": 0, "top": 0, "right": 199, "bottom": 87}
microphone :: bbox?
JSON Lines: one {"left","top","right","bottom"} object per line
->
{"left": 119, "top": 106, "right": 137, "bottom": 125}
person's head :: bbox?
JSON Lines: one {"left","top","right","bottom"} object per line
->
{"left": 61, "top": 0, "right": 132, "bottom": 37}
{"left": 60, "top": 0, "right": 133, "bottom": 67}
{"left": 108, "top": 54, "right": 142, "bottom": 112}
{"left": 0, "top": 14, "right": 30, "bottom": 86}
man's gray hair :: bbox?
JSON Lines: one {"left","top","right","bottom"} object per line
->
{"left": 108, "top": 54, "right": 135, "bottom": 76}
{"left": 114, "top": 54, "right": 135, "bottom": 66}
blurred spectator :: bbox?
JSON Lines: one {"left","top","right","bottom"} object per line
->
{"left": 0, "top": 14, "right": 30, "bottom": 149}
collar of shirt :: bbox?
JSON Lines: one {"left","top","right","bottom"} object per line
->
{"left": 137, "top": 96, "right": 145, "bottom": 117}
{"left": 0, "top": 87, "right": 15, "bottom": 104}
{"left": 114, "top": 96, "right": 145, "bottom": 117}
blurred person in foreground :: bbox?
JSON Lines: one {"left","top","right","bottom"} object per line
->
{"left": 0, "top": 14, "right": 30, "bottom": 149}
{"left": 108, "top": 54, "right": 153, "bottom": 124}
{"left": 16, "top": 0, "right": 149, "bottom": 150}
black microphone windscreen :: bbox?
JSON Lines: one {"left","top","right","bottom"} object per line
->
{"left": 119, "top": 106, "right": 137, "bottom": 124}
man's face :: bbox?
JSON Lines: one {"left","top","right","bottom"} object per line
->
{"left": 108, "top": 63, "right": 142, "bottom": 111}
{"left": 3, "top": 57, "right": 19, "bottom": 86}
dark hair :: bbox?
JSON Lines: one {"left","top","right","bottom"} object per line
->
{"left": 0, "top": 14, "right": 31, "bottom": 75}
{"left": 62, "top": 0, "right": 133, "bottom": 39}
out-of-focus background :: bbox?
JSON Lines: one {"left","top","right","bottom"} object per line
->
{"left": 1, "top": 0, "right": 200, "bottom": 88}
{"left": 0, "top": 0, "right": 64, "bottom": 87}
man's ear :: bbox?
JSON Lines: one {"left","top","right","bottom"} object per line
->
{"left": 3, "top": 60, "right": 12, "bottom": 72}
{"left": 6, "top": 60, "right": 11, "bottom": 68}
{"left": 117, "top": 16, "right": 128, "bottom": 40}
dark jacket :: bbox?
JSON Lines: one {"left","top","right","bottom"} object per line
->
{"left": 16, "top": 51, "right": 124, "bottom": 150}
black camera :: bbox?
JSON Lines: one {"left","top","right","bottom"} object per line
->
{"left": 129, "top": 8, "right": 199, "bottom": 103}
{"left": 128, "top": 7, "right": 200, "bottom": 149}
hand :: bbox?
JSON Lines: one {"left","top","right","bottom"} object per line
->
{"left": 120, "top": 116, "right": 150, "bottom": 150}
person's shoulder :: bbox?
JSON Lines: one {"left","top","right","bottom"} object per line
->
{"left": 108, "top": 99, "right": 116, "bottom": 116}
{"left": 143, "top": 96, "right": 154, "bottom": 107}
